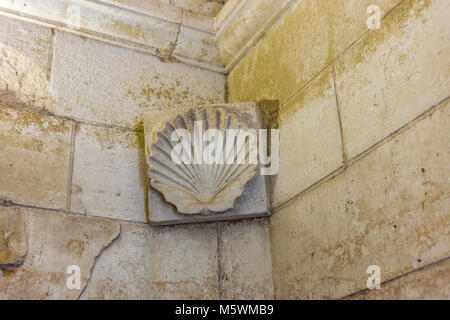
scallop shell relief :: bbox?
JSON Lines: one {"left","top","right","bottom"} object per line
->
{"left": 147, "top": 107, "right": 258, "bottom": 215}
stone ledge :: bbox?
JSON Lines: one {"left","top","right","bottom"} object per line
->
{"left": 0, "top": 0, "right": 299, "bottom": 74}
{"left": 0, "top": 0, "right": 224, "bottom": 73}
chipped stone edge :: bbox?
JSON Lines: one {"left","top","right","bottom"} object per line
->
{"left": 77, "top": 223, "right": 122, "bottom": 300}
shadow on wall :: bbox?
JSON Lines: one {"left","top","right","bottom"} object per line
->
{"left": 257, "top": 99, "right": 280, "bottom": 205}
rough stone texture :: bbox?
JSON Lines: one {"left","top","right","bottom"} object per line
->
{"left": 0, "top": 15, "right": 51, "bottom": 75}
{"left": 172, "top": 0, "right": 223, "bottom": 16}
{"left": 50, "top": 31, "right": 226, "bottom": 129}
{"left": 219, "top": 219, "right": 274, "bottom": 299}
{"left": 0, "top": 16, "right": 53, "bottom": 110}
{"left": 80, "top": 222, "right": 152, "bottom": 299}
{"left": 0, "top": 106, "right": 72, "bottom": 210}
{"left": 174, "top": 25, "right": 221, "bottom": 66}
{"left": 148, "top": 223, "right": 218, "bottom": 299}
{"left": 272, "top": 69, "right": 344, "bottom": 208}
{"left": 0, "top": 206, "right": 120, "bottom": 300}
{"left": 228, "top": 0, "right": 401, "bottom": 105}
{"left": 143, "top": 103, "right": 269, "bottom": 225}
{"left": 348, "top": 259, "right": 450, "bottom": 300}
{"left": 335, "top": 0, "right": 450, "bottom": 159}
{"left": 71, "top": 123, "right": 147, "bottom": 223}
{"left": 215, "top": 0, "right": 291, "bottom": 68}
{"left": 270, "top": 102, "right": 450, "bottom": 299}
{"left": 0, "top": 208, "right": 27, "bottom": 268}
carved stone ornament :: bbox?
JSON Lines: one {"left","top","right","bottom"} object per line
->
{"left": 147, "top": 107, "right": 258, "bottom": 215}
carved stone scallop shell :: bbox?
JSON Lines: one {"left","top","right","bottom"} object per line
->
{"left": 147, "top": 107, "right": 258, "bottom": 215}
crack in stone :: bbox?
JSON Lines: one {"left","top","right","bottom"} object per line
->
{"left": 77, "top": 224, "right": 122, "bottom": 300}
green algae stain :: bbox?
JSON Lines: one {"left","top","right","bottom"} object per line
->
{"left": 102, "top": 19, "right": 146, "bottom": 41}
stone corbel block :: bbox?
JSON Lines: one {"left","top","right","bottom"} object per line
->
{"left": 143, "top": 103, "right": 270, "bottom": 225}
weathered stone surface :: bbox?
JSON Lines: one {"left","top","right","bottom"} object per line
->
{"left": 148, "top": 107, "right": 258, "bottom": 215}
{"left": 80, "top": 222, "right": 152, "bottom": 299}
{"left": 50, "top": 31, "right": 226, "bottom": 129}
{"left": 0, "top": 16, "right": 53, "bottom": 110}
{"left": 71, "top": 123, "right": 147, "bottom": 222}
{"left": 215, "top": 0, "right": 291, "bottom": 69}
{"left": 174, "top": 25, "right": 221, "bottom": 67}
{"left": 219, "top": 219, "right": 273, "bottom": 299}
{"left": 148, "top": 223, "right": 218, "bottom": 299}
{"left": 335, "top": 0, "right": 450, "bottom": 159}
{"left": 228, "top": 0, "right": 401, "bottom": 105}
{"left": 0, "top": 107, "right": 72, "bottom": 210}
{"left": 348, "top": 258, "right": 450, "bottom": 300}
{"left": 0, "top": 207, "right": 120, "bottom": 300}
{"left": 144, "top": 103, "right": 269, "bottom": 225}
{"left": 270, "top": 102, "right": 450, "bottom": 299}
{"left": 0, "top": 208, "right": 27, "bottom": 268}
{"left": 0, "top": 15, "right": 51, "bottom": 75}
{"left": 172, "top": 0, "right": 223, "bottom": 17}
{"left": 272, "top": 69, "right": 343, "bottom": 208}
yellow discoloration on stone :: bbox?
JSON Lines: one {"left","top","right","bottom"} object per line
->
{"left": 228, "top": 0, "right": 402, "bottom": 105}
{"left": 103, "top": 19, "right": 147, "bottom": 41}
{"left": 71, "top": 123, "right": 147, "bottom": 222}
{"left": 0, "top": 47, "right": 54, "bottom": 111}
{"left": 0, "top": 207, "right": 120, "bottom": 300}
{"left": 0, "top": 106, "right": 71, "bottom": 210}
{"left": 0, "top": 209, "right": 27, "bottom": 268}
{"left": 270, "top": 102, "right": 450, "bottom": 299}
{"left": 335, "top": 0, "right": 450, "bottom": 159}
{"left": 272, "top": 69, "right": 343, "bottom": 208}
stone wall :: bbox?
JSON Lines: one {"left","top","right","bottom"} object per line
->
{"left": 0, "top": 15, "right": 273, "bottom": 299}
{"left": 228, "top": 0, "right": 449, "bottom": 299}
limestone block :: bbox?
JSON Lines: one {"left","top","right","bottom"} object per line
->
{"left": 174, "top": 25, "right": 222, "bottom": 67}
{"left": 270, "top": 102, "right": 450, "bottom": 299}
{"left": 0, "top": 15, "right": 51, "bottom": 75}
{"left": 0, "top": 207, "right": 120, "bottom": 300}
{"left": 50, "top": 31, "right": 226, "bottom": 128}
{"left": 219, "top": 219, "right": 274, "bottom": 299}
{"left": 182, "top": 10, "right": 214, "bottom": 33}
{"left": 80, "top": 222, "right": 152, "bottom": 299}
{"left": 148, "top": 223, "right": 218, "bottom": 299}
{"left": 0, "top": 107, "right": 72, "bottom": 210}
{"left": 228, "top": 0, "right": 401, "bottom": 105}
{"left": 335, "top": 0, "right": 450, "bottom": 159}
{"left": 0, "top": 208, "right": 27, "bottom": 268}
{"left": 0, "top": 16, "right": 53, "bottom": 110}
{"left": 215, "top": 0, "right": 291, "bottom": 68}
{"left": 272, "top": 69, "right": 344, "bottom": 208}
{"left": 0, "top": 0, "right": 180, "bottom": 58}
{"left": 172, "top": 0, "right": 223, "bottom": 17}
{"left": 348, "top": 259, "right": 450, "bottom": 300}
{"left": 70, "top": 123, "right": 147, "bottom": 222}
{"left": 143, "top": 103, "right": 270, "bottom": 225}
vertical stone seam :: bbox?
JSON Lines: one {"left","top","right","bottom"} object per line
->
{"left": 347, "top": 95, "right": 450, "bottom": 164}
{"left": 331, "top": 64, "right": 348, "bottom": 165}
{"left": 169, "top": 12, "right": 183, "bottom": 60}
{"left": 271, "top": 95, "right": 450, "bottom": 215}
{"left": 216, "top": 222, "right": 225, "bottom": 299}
{"left": 276, "top": 0, "right": 407, "bottom": 112}
{"left": 65, "top": 121, "right": 77, "bottom": 214}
